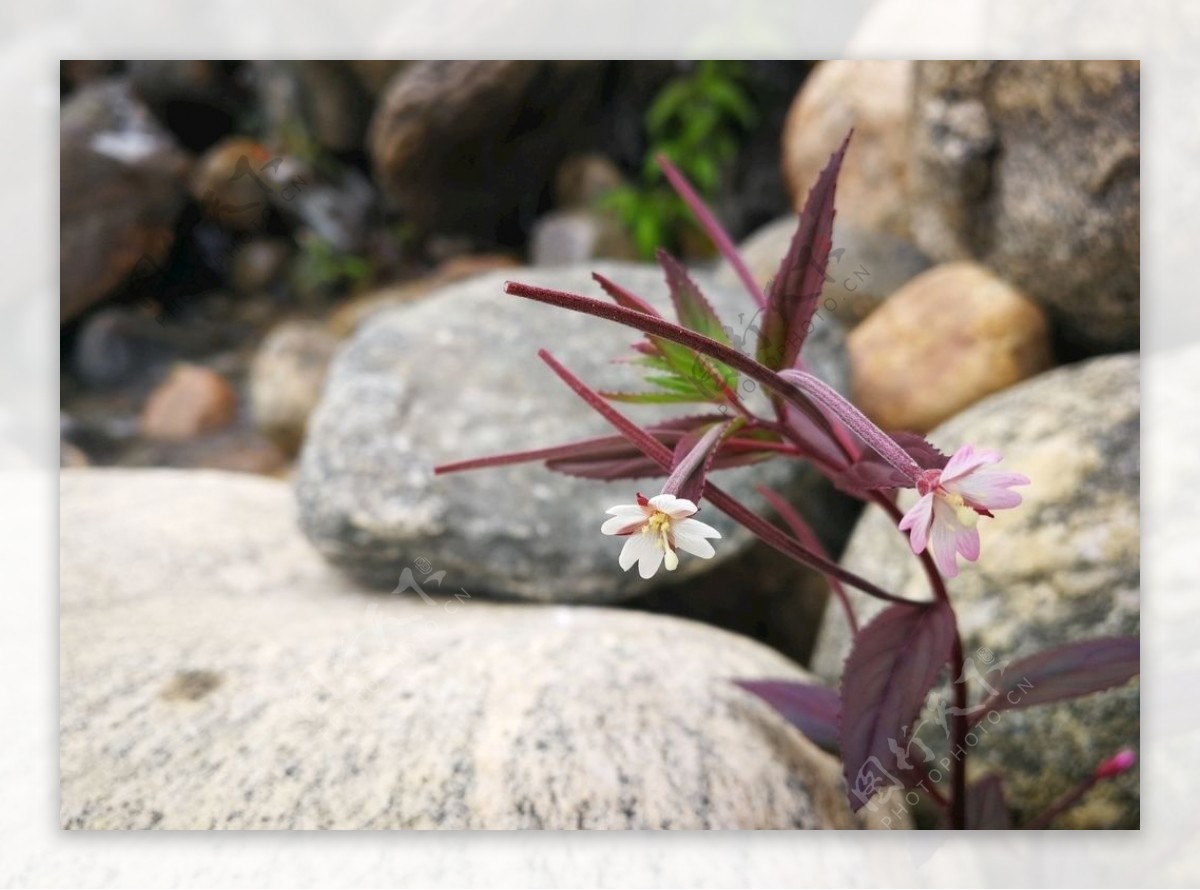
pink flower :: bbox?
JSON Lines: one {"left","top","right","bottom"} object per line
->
{"left": 601, "top": 493, "right": 722, "bottom": 579}
{"left": 898, "top": 444, "right": 1029, "bottom": 578}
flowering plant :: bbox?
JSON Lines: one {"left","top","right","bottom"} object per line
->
{"left": 437, "top": 134, "right": 1139, "bottom": 828}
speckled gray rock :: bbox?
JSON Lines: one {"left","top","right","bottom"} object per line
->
{"left": 714, "top": 217, "right": 931, "bottom": 329}
{"left": 295, "top": 262, "right": 849, "bottom": 602}
{"left": 60, "top": 469, "right": 895, "bottom": 830}
{"left": 908, "top": 61, "right": 1140, "bottom": 353}
{"left": 811, "top": 354, "right": 1140, "bottom": 828}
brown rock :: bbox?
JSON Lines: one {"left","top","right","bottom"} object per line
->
{"left": 189, "top": 138, "right": 276, "bottom": 232}
{"left": 368, "top": 61, "right": 605, "bottom": 242}
{"left": 848, "top": 262, "right": 1053, "bottom": 433}
{"left": 908, "top": 61, "right": 1140, "bottom": 353}
{"left": 140, "top": 364, "right": 238, "bottom": 441}
{"left": 781, "top": 61, "right": 914, "bottom": 240}
{"left": 60, "top": 79, "right": 191, "bottom": 322}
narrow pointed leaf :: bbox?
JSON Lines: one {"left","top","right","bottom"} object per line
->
{"left": 734, "top": 680, "right": 840, "bottom": 751}
{"left": 503, "top": 280, "right": 839, "bottom": 439}
{"left": 757, "top": 133, "right": 850, "bottom": 371}
{"left": 656, "top": 249, "right": 731, "bottom": 345}
{"left": 840, "top": 599, "right": 957, "bottom": 812}
{"left": 657, "top": 153, "right": 767, "bottom": 308}
{"left": 972, "top": 636, "right": 1140, "bottom": 722}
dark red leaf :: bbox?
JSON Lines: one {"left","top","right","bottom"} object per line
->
{"left": 833, "top": 431, "right": 950, "bottom": 496}
{"left": 840, "top": 599, "right": 957, "bottom": 812}
{"left": 966, "top": 775, "right": 1012, "bottom": 829}
{"left": 757, "top": 132, "right": 851, "bottom": 371}
{"left": 657, "top": 153, "right": 767, "bottom": 309}
{"left": 973, "top": 636, "right": 1140, "bottom": 721}
{"left": 734, "top": 680, "right": 840, "bottom": 751}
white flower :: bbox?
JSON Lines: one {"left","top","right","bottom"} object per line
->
{"left": 601, "top": 493, "right": 722, "bottom": 579}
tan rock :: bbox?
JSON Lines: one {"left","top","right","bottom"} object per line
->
{"left": 848, "top": 262, "right": 1052, "bottom": 433}
{"left": 781, "top": 61, "right": 914, "bottom": 240}
{"left": 140, "top": 364, "right": 238, "bottom": 441}
{"left": 249, "top": 322, "right": 338, "bottom": 454}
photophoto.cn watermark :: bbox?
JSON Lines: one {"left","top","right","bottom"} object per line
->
{"left": 853, "top": 646, "right": 1039, "bottom": 828}
{"left": 303, "top": 557, "right": 472, "bottom": 719}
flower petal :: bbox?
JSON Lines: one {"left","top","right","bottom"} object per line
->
{"left": 674, "top": 516, "right": 722, "bottom": 539}
{"left": 928, "top": 511, "right": 961, "bottom": 578}
{"left": 952, "top": 470, "right": 1029, "bottom": 511}
{"left": 898, "top": 493, "right": 934, "bottom": 554}
{"left": 601, "top": 515, "right": 645, "bottom": 536}
{"left": 648, "top": 494, "right": 697, "bottom": 519}
{"left": 956, "top": 525, "right": 981, "bottom": 562}
{"left": 637, "top": 542, "right": 665, "bottom": 579}
{"left": 606, "top": 504, "right": 648, "bottom": 517}
{"left": 673, "top": 531, "right": 715, "bottom": 559}
{"left": 940, "top": 444, "right": 1001, "bottom": 485}
{"left": 619, "top": 533, "right": 655, "bottom": 572}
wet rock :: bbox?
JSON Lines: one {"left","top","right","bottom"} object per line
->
{"left": 368, "top": 61, "right": 606, "bottom": 244}
{"left": 60, "top": 469, "right": 895, "bottom": 830}
{"left": 848, "top": 262, "right": 1053, "bottom": 433}
{"left": 908, "top": 61, "right": 1140, "bottom": 353}
{"left": 811, "top": 353, "right": 1140, "bottom": 828}
{"left": 127, "top": 61, "right": 244, "bottom": 152}
{"left": 249, "top": 321, "right": 339, "bottom": 454}
{"left": 781, "top": 61, "right": 915, "bottom": 240}
{"left": 139, "top": 364, "right": 238, "bottom": 441}
{"left": 296, "top": 262, "right": 849, "bottom": 602}
{"left": 60, "top": 78, "right": 191, "bottom": 323}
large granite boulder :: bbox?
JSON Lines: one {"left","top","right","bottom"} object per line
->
{"left": 60, "top": 469, "right": 892, "bottom": 830}
{"left": 908, "top": 61, "right": 1140, "bottom": 353}
{"left": 295, "top": 262, "right": 850, "bottom": 602}
{"left": 811, "top": 353, "right": 1140, "bottom": 828}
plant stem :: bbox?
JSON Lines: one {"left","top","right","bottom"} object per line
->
{"left": 872, "top": 492, "right": 968, "bottom": 829}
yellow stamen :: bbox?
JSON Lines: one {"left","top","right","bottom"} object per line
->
{"left": 944, "top": 492, "right": 978, "bottom": 528}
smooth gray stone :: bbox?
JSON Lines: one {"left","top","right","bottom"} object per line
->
{"left": 295, "top": 262, "right": 849, "bottom": 602}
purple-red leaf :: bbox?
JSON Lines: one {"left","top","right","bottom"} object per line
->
{"left": 503, "top": 279, "right": 838, "bottom": 438}
{"left": 664, "top": 419, "right": 737, "bottom": 504}
{"left": 973, "top": 636, "right": 1140, "bottom": 722}
{"left": 757, "top": 132, "right": 850, "bottom": 372}
{"left": 833, "top": 431, "right": 950, "bottom": 495}
{"left": 657, "top": 153, "right": 767, "bottom": 309}
{"left": 734, "top": 680, "right": 840, "bottom": 751}
{"left": 966, "top": 775, "right": 1012, "bottom": 829}
{"left": 840, "top": 599, "right": 957, "bottom": 812}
